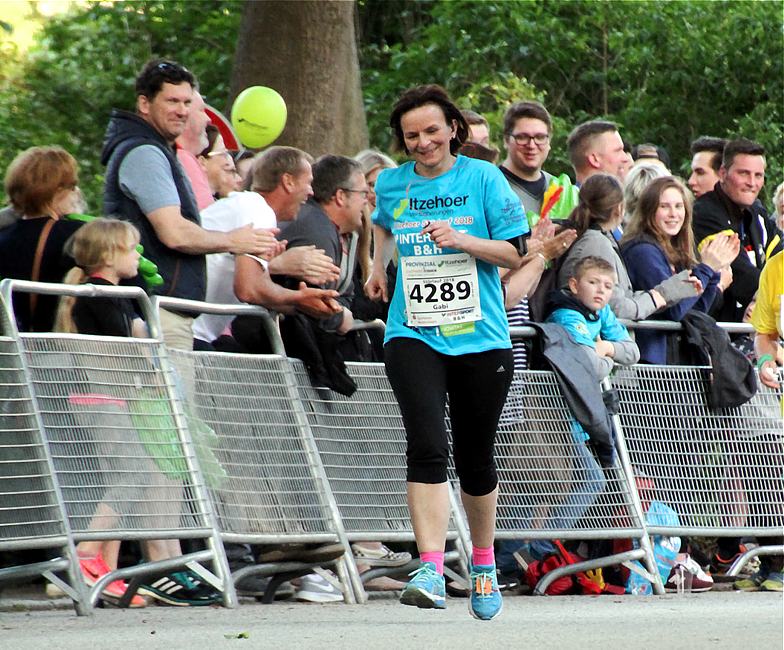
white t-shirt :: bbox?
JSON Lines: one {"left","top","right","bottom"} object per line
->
{"left": 192, "top": 192, "right": 277, "bottom": 343}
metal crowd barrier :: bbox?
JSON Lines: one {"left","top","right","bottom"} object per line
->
{"left": 2, "top": 281, "right": 781, "bottom": 609}
{"left": 158, "top": 296, "right": 364, "bottom": 604}
{"left": 0, "top": 281, "right": 236, "bottom": 613}
{"left": 290, "top": 358, "right": 471, "bottom": 598}
{"left": 613, "top": 364, "right": 784, "bottom": 573}
{"left": 618, "top": 318, "right": 783, "bottom": 574}
{"left": 465, "top": 327, "right": 662, "bottom": 594}
{"left": 158, "top": 298, "right": 467, "bottom": 603}
{"left": 0, "top": 302, "right": 89, "bottom": 615}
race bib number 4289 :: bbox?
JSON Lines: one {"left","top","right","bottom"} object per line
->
{"left": 401, "top": 253, "right": 482, "bottom": 327}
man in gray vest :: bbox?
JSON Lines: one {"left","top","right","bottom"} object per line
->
{"left": 101, "top": 58, "right": 276, "bottom": 349}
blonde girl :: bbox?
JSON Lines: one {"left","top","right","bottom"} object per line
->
{"left": 56, "top": 218, "right": 146, "bottom": 337}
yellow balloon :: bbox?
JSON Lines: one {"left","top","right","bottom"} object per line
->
{"left": 231, "top": 86, "right": 287, "bottom": 148}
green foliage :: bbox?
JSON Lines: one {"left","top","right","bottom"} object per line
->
{"left": 359, "top": 0, "right": 784, "bottom": 201}
{"left": 0, "top": 1, "right": 241, "bottom": 209}
{"left": 2, "top": 0, "right": 782, "bottom": 211}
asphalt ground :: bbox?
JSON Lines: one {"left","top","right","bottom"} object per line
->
{"left": 0, "top": 585, "right": 781, "bottom": 650}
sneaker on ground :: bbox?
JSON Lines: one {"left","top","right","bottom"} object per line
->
{"left": 469, "top": 564, "right": 503, "bottom": 621}
{"left": 78, "top": 554, "right": 146, "bottom": 608}
{"left": 495, "top": 570, "right": 521, "bottom": 593}
{"left": 233, "top": 572, "right": 295, "bottom": 599}
{"left": 711, "top": 544, "right": 760, "bottom": 576}
{"left": 295, "top": 573, "right": 344, "bottom": 603}
{"left": 399, "top": 562, "right": 446, "bottom": 609}
{"left": 664, "top": 555, "right": 713, "bottom": 593}
{"left": 351, "top": 543, "right": 412, "bottom": 567}
{"left": 760, "top": 571, "right": 783, "bottom": 592}
{"left": 45, "top": 582, "right": 66, "bottom": 598}
{"left": 138, "top": 570, "right": 222, "bottom": 606}
{"left": 733, "top": 568, "right": 769, "bottom": 592}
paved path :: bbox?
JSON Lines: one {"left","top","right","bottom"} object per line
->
{"left": 0, "top": 591, "right": 781, "bottom": 649}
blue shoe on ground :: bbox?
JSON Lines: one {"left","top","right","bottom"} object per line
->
{"left": 469, "top": 564, "right": 502, "bottom": 621}
{"left": 400, "top": 561, "right": 446, "bottom": 609}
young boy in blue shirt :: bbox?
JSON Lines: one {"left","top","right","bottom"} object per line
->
{"left": 538, "top": 256, "right": 639, "bottom": 540}
{"left": 546, "top": 255, "right": 640, "bottom": 378}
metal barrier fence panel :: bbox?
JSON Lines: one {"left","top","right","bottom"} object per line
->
{"left": 291, "top": 360, "right": 412, "bottom": 538}
{"left": 0, "top": 281, "right": 237, "bottom": 610}
{"left": 613, "top": 364, "right": 784, "bottom": 537}
{"left": 18, "top": 334, "right": 216, "bottom": 541}
{"left": 444, "top": 353, "right": 661, "bottom": 595}
{"left": 0, "top": 336, "right": 70, "bottom": 548}
{"left": 489, "top": 370, "right": 646, "bottom": 540}
{"left": 166, "top": 349, "right": 341, "bottom": 543}
{"left": 0, "top": 295, "right": 86, "bottom": 614}
{"left": 290, "top": 359, "right": 470, "bottom": 599}
{"left": 0, "top": 332, "right": 89, "bottom": 614}
{"left": 291, "top": 360, "right": 470, "bottom": 548}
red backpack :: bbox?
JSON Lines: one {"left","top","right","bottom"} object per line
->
{"left": 525, "top": 540, "right": 623, "bottom": 595}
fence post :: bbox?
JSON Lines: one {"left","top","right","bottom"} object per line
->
{"left": 605, "top": 376, "right": 664, "bottom": 595}
{"left": 0, "top": 281, "right": 91, "bottom": 615}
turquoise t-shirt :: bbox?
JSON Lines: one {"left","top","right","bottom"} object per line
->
{"left": 372, "top": 155, "right": 527, "bottom": 355}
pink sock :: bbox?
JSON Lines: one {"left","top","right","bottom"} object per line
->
{"left": 472, "top": 544, "right": 495, "bottom": 567}
{"left": 420, "top": 551, "right": 445, "bottom": 575}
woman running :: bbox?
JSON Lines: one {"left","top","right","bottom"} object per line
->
{"left": 366, "top": 85, "right": 528, "bottom": 620}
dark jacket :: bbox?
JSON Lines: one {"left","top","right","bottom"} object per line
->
{"left": 693, "top": 183, "right": 782, "bottom": 322}
{"left": 279, "top": 313, "right": 357, "bottom": 396}
{"left": 101, "top": 109, "right": 205, "bottom": 302}
{"left": 276, "top": 199, "right": 354, "bottom": 332}
{"left": 680, "top": 311, "right": 757, "bottom": 410}
{"left": 0, "top": 217, "right": 82, "bottom": 332}
{"left": 621, "top": 234, "right": 720, "bottom": 364}
{"left": 528, "top": 322, "right": 616, "bottom": 466}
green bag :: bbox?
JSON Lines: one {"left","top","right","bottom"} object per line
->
{"left": 130, "top": 392, "right": 227, "bottom": 489}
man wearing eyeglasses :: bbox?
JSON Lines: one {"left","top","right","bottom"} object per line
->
{"left": 102, "top": 58, "right": 277, "bottom": 351}
{"left": 276, "top": 155, "right": 369, "bottom": 335}
{"left": 499, "top": 101, "right": 555, "bottom": 215}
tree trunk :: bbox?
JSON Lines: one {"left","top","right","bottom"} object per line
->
{"left": 228, "top": 0, "right": 368, "bottom": 157}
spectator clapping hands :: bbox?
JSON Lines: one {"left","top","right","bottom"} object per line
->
{"left": 700, "top": 232, "right": 740, "bottom": 272}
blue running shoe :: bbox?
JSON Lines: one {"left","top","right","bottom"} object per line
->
{"left": 400, "top": 562, "right": 446, "bottom": 609}
{"left": 469, "top": 564, "right": 502, "bottom": 621}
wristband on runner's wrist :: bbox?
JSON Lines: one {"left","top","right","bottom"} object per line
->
{"left": 756, "top": 354, "right": 774, "bottom": 370}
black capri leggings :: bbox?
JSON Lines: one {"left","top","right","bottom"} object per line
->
{"left": 384, "top": 337, "right": 514, "bottom": 496}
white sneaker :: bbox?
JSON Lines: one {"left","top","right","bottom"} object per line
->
{"left": 295, "top": 573, "right": 343, "bottom": 603}
{"left": 665, "top": 554, "right": 714, "bottom": 593}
